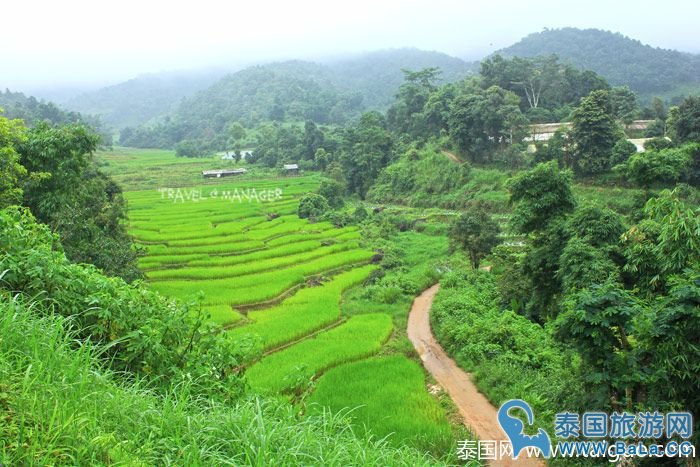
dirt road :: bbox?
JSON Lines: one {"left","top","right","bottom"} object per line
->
{"left": 407, "top": 284, "right": 544, "bottom": 466}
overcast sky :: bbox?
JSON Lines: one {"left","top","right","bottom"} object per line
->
{"left": 2, "top": 0, "right": 699, "bottom": 91}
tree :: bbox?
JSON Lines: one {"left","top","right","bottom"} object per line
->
{"left": 387, "top": 67, "right": 441, "bottom": 138}
{"left": 565, "top": 203, "right": 626, "bottom": 248}
{"left": 640, "top": 269, "right": 700, "bottom": 422}
{"left": 0, "top": 112, "right": 27, "bottom": 208}
{"left": 668, "top": 95, "right": 700, "bottom": 143}
{"left": 507, "top": 161, "right": 576, "bottom": 234}
{"left": 480, "top": 54, "right": 608, "bottom": 113}
{"left": 297, "top": 193, "right": 330, "bottom": 221}
{"left": 609, "top": 139, "right": 637, "bottom": 166}
{"left": 449, "top": 206, "right": 501, "bottom": 269}
{"left": 303, "top": 121, "right": 324, "bottom": 161}
{"left": 609, "top": 86, "right": 639, "bottom": 124}
{"left": 508, "top": 162, "right": 577, "bottom": 319}
{"left": 339, "top": 112, "right": 394, "bottom": 198}
{"left": 555, "top": 281, "right": 643, "bottom": 410}
{"left": 18, "top": 122, "right": 141, "bottom": 281}
{"left": 317, "top": 178, "right": 345, "bottom": 209}
{"left": 651, "top": 96, "right": 667, "bottom": 120}
{"left": 570, "top": 90, "right": 620, "bottom": 175}
{"left": 558, "top": 237, "right": 619, "bottom": 292}
{"left": 558, "top": 203, "right": 625, "bottom": 295}
{"left": 622, "top": 146, "right": 691, "bottom": 188}
{"left": 227, "top": 121, "right": 246, "bottom": 156}
{"left": 448, "top": 85, "right": 527, "bottom": 163}
{"left": 622, "top": 187, "right": 700, "bottom": 293}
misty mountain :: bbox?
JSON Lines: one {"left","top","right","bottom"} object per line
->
{"left": 178, "top": 48, "right": 474, "bottom": 125}
{"left": 72, "top": 48, "right": 474, "bottom": 135}
{"left": 176, "top": 61, "right": 357, "bottom": 128}
{"left": 497, "top": 27, "right": 700, "bottom": 100}
{"left": 64, "top": 70, "right": 227, "bottom": 128}
{"left": 328, "top": 48, "right": 477, "bottom": 109}
{"left": 0, "top": 89, "right": 112, "bottom": 144}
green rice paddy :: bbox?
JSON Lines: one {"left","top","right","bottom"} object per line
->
{"left": 98, "top": 147, "right": 459, "bottom": 456}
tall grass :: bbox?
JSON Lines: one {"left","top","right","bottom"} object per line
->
{"left": 0, "top": 287, "right": 443, "bottom": 465}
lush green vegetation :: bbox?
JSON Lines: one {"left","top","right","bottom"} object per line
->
{"left": 0, "top": 297, "right": 442, "bottom": 465}
{"left": 0, "top": 113, "right": 140, "bottom": 281}
{"left": 4, "top": 28, "right": 700, "bottom": 464}
{"left": 1, "top": 90, "right": 112, "bottom": 144}
{"left": 0, "top": 145, "right": 468, "bottom": 464}
{"left": 431, "top": 270, "right": 590, "bottom": 430}
{"left": 498, "top": 27, "right": 700, "bottom": 100}
{"left": 96, "top": 50, "right": 474, "bottom": 150}
{"left": 0, "top": 207, "right": 247, "bottom": 396}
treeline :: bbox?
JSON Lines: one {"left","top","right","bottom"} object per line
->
{"left": 250, "top": 57, "right": 699, "bottom": 204}
{"left": 119, "top": 62, "right": 365, "bottom": 151}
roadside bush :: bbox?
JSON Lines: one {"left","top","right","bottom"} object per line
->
{"left": 431, "top": 270, "right": 595, "bottom": 425}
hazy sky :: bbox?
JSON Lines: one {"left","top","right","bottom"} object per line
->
{"left": 3, "top": 0, "right": 698, "bottom": 91}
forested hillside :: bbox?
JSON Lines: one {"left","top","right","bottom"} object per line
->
{"left": 65, "top": 70, "right": 225, "bottom": 128}
{"left": 498, "top": 27, "right": 700, "bottom": 99}
{"left": 328, "top": 48, "right": 476, "bottom": 109}
{"left": 0, "top": 90, "right": 112, "bottom": 144}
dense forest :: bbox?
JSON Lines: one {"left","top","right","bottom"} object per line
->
{"left": 499, "top": 28, "right": 700, "bottom": 100}
{"left": 119, "top": 55, "right": 618, "bottom": 156}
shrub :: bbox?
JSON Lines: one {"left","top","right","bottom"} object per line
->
{"left": 623, "top": 146, "right": 691, "bottom": 187}
{"left": 317, "top": 178, "right": 345, "bottom": 208}
{"left": 297, "top": 193, "right": 330, "bottom": 221}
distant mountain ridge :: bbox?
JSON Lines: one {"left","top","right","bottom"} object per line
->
{"left": 497, "top": 27, "right": 700, "bottom": 99}
{"left": 65, "top": 70, "right": 226, "bottom": 128}
{"left": 61, "top": 49, "right": 475, "bottom": 131}
{"left": 328, "top": 48, "right": 477, "bottom": 109}
{"left": 42, "top": 30, "right": 700, "bottom": 132}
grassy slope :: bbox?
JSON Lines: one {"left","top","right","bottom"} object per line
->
{"left": 0, "top": 298, "right": 443, "bottom": 466}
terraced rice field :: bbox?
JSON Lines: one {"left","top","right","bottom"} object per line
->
{"left": 125, "top": 178, "right": 371, "bottom": 325}
{"left": 102, "top": 147, "right": 456, "bottom": 456}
